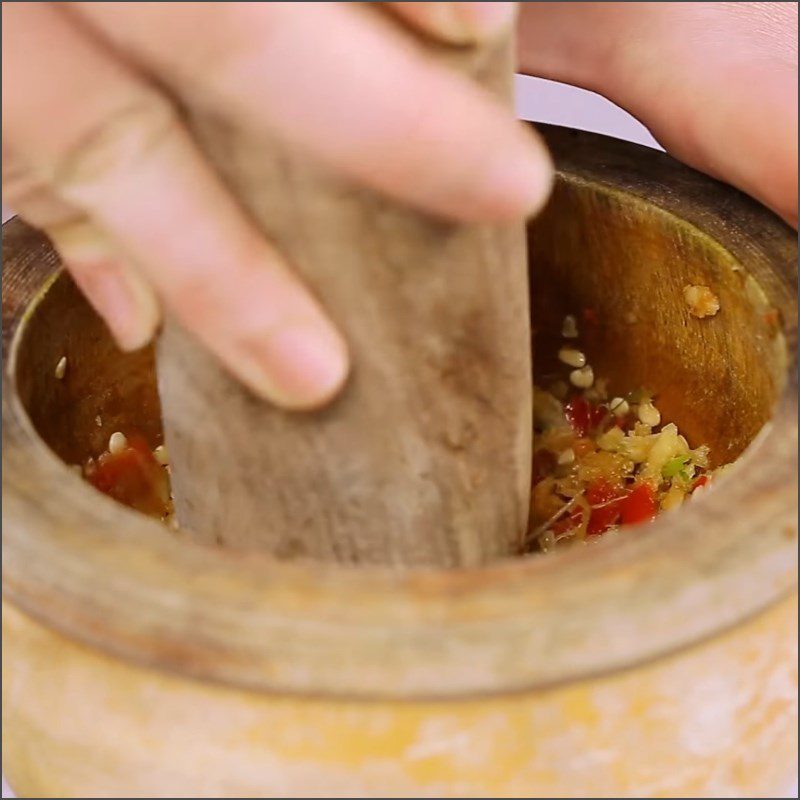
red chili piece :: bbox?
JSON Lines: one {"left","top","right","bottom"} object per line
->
{"left": 87, "top": 434, "right": 170, "bottom": 518}
{"left": 619, "top": 482, "right": 658, "bottom": 525}
{"left": 564, "top": 396, "right": 607, "bottom": 438}
{"left": 585, "top": 480, "right": 625, "bottom": 535}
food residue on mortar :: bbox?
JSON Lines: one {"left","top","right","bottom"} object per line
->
{"left": 683, "top": 284, "right": 720, "bottom": 318}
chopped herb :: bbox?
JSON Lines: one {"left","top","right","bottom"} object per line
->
{"left": 662, "top": 454, "right": 691, "bottom": 479}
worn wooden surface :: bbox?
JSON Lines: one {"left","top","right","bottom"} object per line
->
{"left": 4, "top": 594, "right": 796, "bottom": 797}
{"left": 2, "top": 127, "right": 796, "bottom": 702}
{"left": 157, "top": 29, "right": 532, "bottom": 566}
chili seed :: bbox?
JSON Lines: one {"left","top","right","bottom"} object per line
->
{"left": 109, "top": 431, "right": 128, "bottom": 455}
{"left": 569, "top": 365, "right": 594, "bottom": 389}
{"left": 608, "top": 397, "right": 629, "bottom": 417}
{"left": 558, "top": 347, "right": 587, "bottom": 368}
{"left": 561, "top": 314, "right": 578, "bottom": 338}
{"left": 54, "top": 356, "right": 67, "bottom": 380}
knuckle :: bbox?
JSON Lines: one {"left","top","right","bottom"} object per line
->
{"left": 2, "top": 149, "right": 83, "bottom": 228}
{"left": 2, "top": 150, "right": 45, "bottom": 205}
{"left": 48, "top": 219, "right": 116, "bottom": 273}
{"left": 48, "top": 94, "right": 180, "bottom": 192}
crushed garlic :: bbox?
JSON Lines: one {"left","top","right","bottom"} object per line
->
{"left": 637, "top": 402, "right": 661, "bottom": 427}
{"left": 557, "top": 448, "right": 576, "bottom": 466}
{"left": 153, "top": 445, "right": 170, "bottom": 466}
{"left": 683, "top": 284, "right": 720, "bottom": 318}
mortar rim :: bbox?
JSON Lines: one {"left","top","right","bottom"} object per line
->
{"left": 3, "top": 125, "right": 797, "bottom": 699}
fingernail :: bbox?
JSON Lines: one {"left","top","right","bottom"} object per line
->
{"left": 244, "top": 323, "right": 350, "bottom": 409}
{"left": 425, "top": 2, "right": 516, "bottom": 44}
{"left": 106, "top": 266, "right": 161, "bottom": 351}
{"left": 454, "top": 2, "right": 517, "bottom": 42}
{"left": 470, "top": 124, "right": 554, "bottom": 221}
{"left": 49, "top": 221, "right": 161, "bottom": 351}
{"left": 73, "top": 261, "right": 160, "bottom": 351}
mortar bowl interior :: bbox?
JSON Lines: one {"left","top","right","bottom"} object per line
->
{"left": 14, "top": 178, "right": 787, "bottom": 494}
{"left": 4, "top": 126, "right": 796, "bottom": 699}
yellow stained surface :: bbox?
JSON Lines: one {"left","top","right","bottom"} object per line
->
{"left": 3, "top": 594, "right": 797, "bottom": 798}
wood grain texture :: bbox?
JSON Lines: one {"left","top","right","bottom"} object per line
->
{"left": 2, "top": 127, "right": 796, "bottom": 701}
{"left": 157, "top": 30, "right": 532, "bottom": 566}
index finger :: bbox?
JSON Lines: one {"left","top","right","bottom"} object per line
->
{"left": 68, "top": 1, "right": 552, "bottom": 222}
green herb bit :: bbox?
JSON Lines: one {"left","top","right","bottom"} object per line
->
{"left": 662, "top": 454, "right": 691, "bottom": 479}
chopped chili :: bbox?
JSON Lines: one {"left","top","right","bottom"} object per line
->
{"left": 619, "top": 483, "right": 658, "bottom": 525}
{"left": 85, "top": 433, "right": 171, "bottom": 519}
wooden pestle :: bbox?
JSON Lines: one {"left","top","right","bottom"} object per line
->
{"left": 156, "top": 23, "right": 532, "bottom": 567}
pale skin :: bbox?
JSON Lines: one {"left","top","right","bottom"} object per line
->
{"left": 3, "top": 2, "right": 797, "bottom": 409}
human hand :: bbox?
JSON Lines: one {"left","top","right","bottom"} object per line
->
{"left": 6, "top": 3, "right": 794, "bottom": 411}
{"left": 517, "top": 1, "right": 798, "bottom": 227}
{"left": 2, "top": 2, "right": 550, "bottom": 408}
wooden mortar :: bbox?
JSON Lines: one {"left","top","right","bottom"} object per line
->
{"left": 3, "top": 127, "right": 797, "bottom": 798}
{"left": 158, "top": 25, "right": 532, "bottom": 567}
